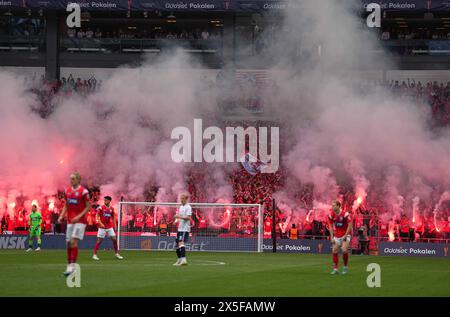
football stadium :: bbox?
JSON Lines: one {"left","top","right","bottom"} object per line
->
{"left": 0, "top": 0, "right": 449, "bottom": 304}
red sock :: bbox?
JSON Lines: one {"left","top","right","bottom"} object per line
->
{"left": 113, "top": 240, "right": 118, "bottom": 254}
{"left": 343, "top": 252, "right": 349, "bottom": 267}
{"left": 94, "top": 241, "right": 101, "bottom": 255}
{"left": 332, "top": 253, "right": 338, "bottom": 269}
{"left": 71, "top": 246, "right": 78, "bottom": 263}
{"left": 67, "top": 246, "right": 72, "bottom": 264}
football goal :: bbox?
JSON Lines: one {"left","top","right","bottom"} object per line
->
{"left": 117, "top": 202, "right": 264, "bottom": 252}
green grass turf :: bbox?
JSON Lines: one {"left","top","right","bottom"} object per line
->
{"left": 0, "top": 250, "right": 449, "bottom": 296}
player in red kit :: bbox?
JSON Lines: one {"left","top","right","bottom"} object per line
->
{"left": 328, "top": 200, "right": 352, "bottom": 275}
{"left": 92, "top": 196, "right": 123, "bottom": 260}
{"left": 58, "top": 172, "right": 91, "bottom": 276}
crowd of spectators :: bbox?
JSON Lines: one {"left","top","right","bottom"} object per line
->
{"left": 26, "top": 74, "right": 101, "bottom": 118}
{"left": 216, "top": 71, "right": 270, "bottom": 113}
{"left": 1, "top": 170, "right": 449, "bottom": 252}
{"left": 381, "top": 27, "right": 450, "bottom": 41}
{"left": 66, "top": 27, "right": 221, "bottom": 41}
{"left": 379, "top": 27, "right": 450, "bottom": 55}
{"left": 356, "top": 79, "right": 450, "bottom": 126}
{"left": 1, "top": 75, "right": 449, "bottom": 249}
{"left": 2, "top": 169, "right": 449, "bottom": 249}
{"left": 389, "top": 79, "right": 450, "bottom": 125}
{"left": 0, "top": 16, "right": 44, "bottom": 38}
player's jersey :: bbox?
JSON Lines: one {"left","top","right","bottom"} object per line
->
{"left": 29, "top": 211, "right": 42, "bottom": 227}
{"left": 65, "top": 186, "right": 90, "bottom": 224}
{"left": 96, "top": 205, "right": 115, "bottom": 229}
{"left": 178, "top": 204, "right": 192, "bottom": 232}
{"left": 328, "top": 210, "right": 352, "bottom": 238}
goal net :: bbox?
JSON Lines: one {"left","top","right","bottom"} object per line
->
{"left": 117, "top": 202, "right": 263, "bottom": 252}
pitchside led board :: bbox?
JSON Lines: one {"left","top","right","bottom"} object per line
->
{"left": 378, "top": 242, "right": 450, "bottom": 257}
{"left": 0, "top": 234, "right": 449, "bottom": 257}
{"left": 1, "top": 0, "right": 450, "bottom": 11}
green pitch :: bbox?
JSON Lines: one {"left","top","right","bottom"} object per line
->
{"left": 0, "top": 250, "right": 449, "bottom": 296}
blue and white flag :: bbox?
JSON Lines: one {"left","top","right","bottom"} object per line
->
{"left": 240, "top": 153, "right": 267, "bottom": 175}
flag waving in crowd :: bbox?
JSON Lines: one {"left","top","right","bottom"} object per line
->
{"left": 240, "top": 153, "right": 268, "bottom": 175}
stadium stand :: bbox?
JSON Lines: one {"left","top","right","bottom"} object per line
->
{"left": 1, "top": 73, "right": 449, "bottom": 250}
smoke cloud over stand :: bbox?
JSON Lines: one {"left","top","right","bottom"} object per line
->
{"left": 0, "top": 52, "right": 226, "bottom": 213}
{"left": 259, "top": 0, "right": 450, "bottom": 222}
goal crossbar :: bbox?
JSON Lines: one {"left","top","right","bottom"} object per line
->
{"left": 119, "top": 202, "right": 261, "bottom": 207}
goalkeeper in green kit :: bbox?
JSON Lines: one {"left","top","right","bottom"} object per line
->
{"left": 26, "top": 204, "right": 42, "bottom": 252}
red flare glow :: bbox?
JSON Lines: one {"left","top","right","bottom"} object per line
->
{"left": 352, "top": 195, "right": 364, "bottom": 211}
{"left": 388, "top": 231, "right": 395, "bottom": 241}
{"left": 48, "top": 198, "right": 55, "bottom": 210}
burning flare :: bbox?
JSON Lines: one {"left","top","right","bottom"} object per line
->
{"left": 48, "top": 198, "right": 55, "bottom": 211}
{"left": 388, "top": 231, "right": 395, "bottom": 241}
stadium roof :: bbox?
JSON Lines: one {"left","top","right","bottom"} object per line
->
{"left": 0, "top": 0, "right": 449, "bottom": 12}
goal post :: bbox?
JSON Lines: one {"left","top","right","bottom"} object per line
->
{"left": 117, "top": 202, "right": 263, "bottom": 253}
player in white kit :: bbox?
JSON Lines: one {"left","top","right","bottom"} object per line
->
{"left": 173, "top": 194, "right": 192, "bottom": 266}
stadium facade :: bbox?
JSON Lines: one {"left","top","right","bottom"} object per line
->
{"left": 0, "top": 0, "right": 450, "bottom": 79}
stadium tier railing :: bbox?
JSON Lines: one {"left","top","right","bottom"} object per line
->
{"left": 382, "top": 39, "right": 450, "bottom": 55}
{"left": 60, "top": 37, "right": 222, "bottom": 54}
{"left": 0, "top": 35, "right": 45, "bottom": 52}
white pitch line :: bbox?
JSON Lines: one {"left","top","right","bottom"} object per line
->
{"left": 4, "top": 260, "right": 227, "bottom": 267}
{"left": 195, "top": 260, "right": 226, "bottom": 266}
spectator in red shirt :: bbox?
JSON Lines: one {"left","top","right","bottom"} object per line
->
{"left": 144, "top": 212, "right": 155, "bottom": 232}
{"left": 303, "top": 212, "right": 314, "bottom": 239}
{"left": 196, "top": 211, "right": 207, "bottom": 236}
{"left": 134, "top": 210, "right": 145, "bottom": 232}
{"left": 278, "top": 218, "right": 288, "bottom": 239}
{"left": 43, "top": 210, "right": 52, "bottom": 233}
{"left": 444, "top": 217, "right": 450, "bottom": 240}
{"left": 263, "top": 216, "right": 272, "bottom": 238}
{"left": 399, "top": 214, "right": 410, "bottom": 242}
{"left": 1, "top": 213, "right": 8, "bottom": 232}
{"left": 86, "top": 208, "right": 97, "bottom": 232}
{"left": 15, "top": 209, "right": 26, "bottom": 231}
{"left": 380, "top": 219, "right": 388, "bottom": 238}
